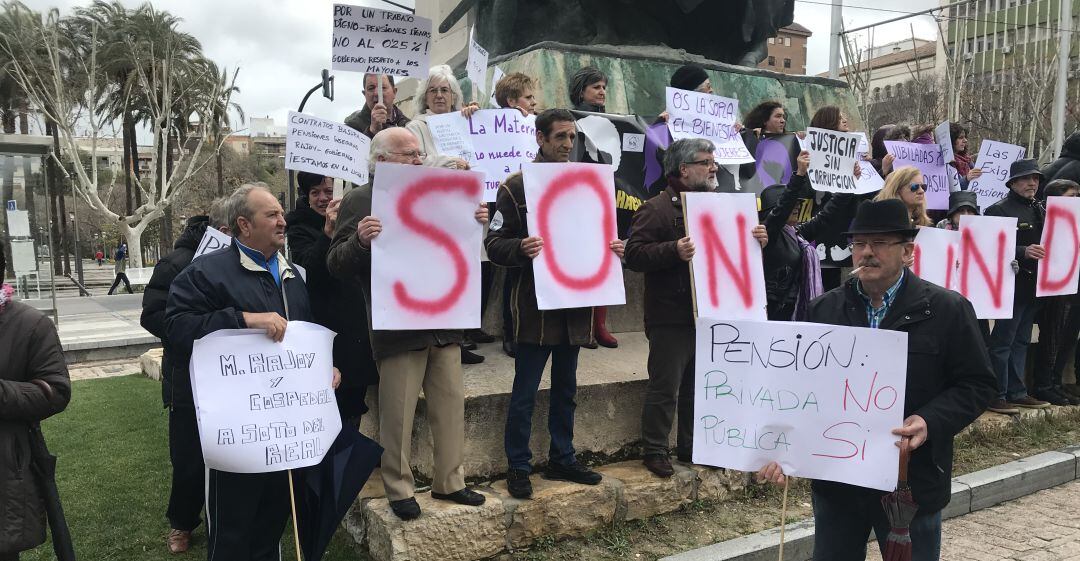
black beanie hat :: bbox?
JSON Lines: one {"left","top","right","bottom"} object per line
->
{"left": 670, "top": 64, "right": 709, "bottom": 91}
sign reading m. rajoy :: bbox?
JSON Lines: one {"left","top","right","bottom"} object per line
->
{"left": 190, "top": 322, "right": 342, "bottom": 473}
{"left": 331, "top": 4, "right": 431, "bottom": 77}
{"left": 694, "top": 318, "right": 907, "bottom": 492}
{"left": 285, "top": 111, "right": 371, "bottom": 186}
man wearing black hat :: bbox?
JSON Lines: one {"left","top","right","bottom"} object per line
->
{"left": 935, "top": 190, "right": 980, "bottom": 231}
{"left": 758, "top": 198, "right": 996, "bottom": 561}
{"left": 984, "top": 159, "right": 1052, "bottom": 414}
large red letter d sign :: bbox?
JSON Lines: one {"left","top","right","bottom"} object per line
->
{"left": 1038, "top": 197, "right": 1080, "bottom": 297}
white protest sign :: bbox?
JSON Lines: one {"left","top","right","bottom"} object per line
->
{"left": 193, "top": 226, "right": 233, "bottom": 261}
{"left": 665, "top": 87, "right": 753, "bottom": 165}
{"left": 522, "top": 162, "right": 626, "bottom": 309}
{"left": 331, "top": 4, "right": 431, "bottom": 78}
{"left": 967, "top": 140, "right": 1025, "bottom": 212}
{"left": 5, "top": 209, "right": 29, "bottom": 237}
{"left": 694, "top": 318, "right": 907, "bottom": 492}
{"left": 959, "top": 215, "right": 1017, "bottom": 319}
{"left": 683, "top": 192, "right": 766, "bottom": 320}
{"left": 806, "top": 127, "right": 865, "bottom": 194}
{"left": 1037, "top": 196, "right": 1080, "bottom": 297}
{"left": 884, "top": 141, "right": 950, "bottom": 211}
{"left": 853, "top": 131, "right": 870, "bottom": 154}
{"left": 488, "top": 66, "right": 505, "bottom": 108}
{"left": 428, "top": 109, "right": 538, "bottom": 202}
{"left": 11, "top": 239, "right": 35, "bottom": 273}
{"left": 190, "top": 322, "right": 342, "bottom": 473}
{"left": 466, "top": 27, "right": 489, "bottom": 95}
{"left": 913, "top": 226, "right": 960, "bottom": 291}
{"left": 286, "top": 111, "right": 371, "bottom": 186}
{"left": 935, "top": 121, "right": 955, "bottom": 164}
{"left": 370, "top": 163, "right": 484, "bottom": 329}
{"left": 855, "top": 161, "right": 885, "bottom": 193}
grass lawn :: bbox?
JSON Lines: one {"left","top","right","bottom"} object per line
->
{"left": 21, "top": 375, "right": 365, "bottom": 561}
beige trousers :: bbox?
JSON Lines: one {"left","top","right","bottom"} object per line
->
{"left": 377, "top": 344, "right": 466, "bottom": 501}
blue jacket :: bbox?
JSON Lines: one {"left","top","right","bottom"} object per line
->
{"left": 164, "top": 242, "right": 313, "bottom": 371}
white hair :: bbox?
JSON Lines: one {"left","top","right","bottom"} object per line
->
{"left": 415, "top": 64, "right": 464, "bottom": 114}
{"left": 368, "top": 128, "right": 417, "bottom": 175}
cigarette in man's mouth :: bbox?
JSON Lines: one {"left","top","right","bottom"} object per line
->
{"left": 849, "top": 266, "right": 865, "bottom": 277}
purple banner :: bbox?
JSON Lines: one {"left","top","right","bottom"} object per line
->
{"left": 884, "top": 141, "right": 949, "bottom": 210}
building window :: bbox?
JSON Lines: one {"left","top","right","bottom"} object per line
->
{"left": 783, "top": 58, "right": 791, "bottom": 68}
{"left": 768, "top": 56, "right": 775, "bottom": 66}
{"left": 784, "top": 37, "right": 791, "bottom": 47}
{"left": 768, "top": 38, "right": 775, "bottom": 44}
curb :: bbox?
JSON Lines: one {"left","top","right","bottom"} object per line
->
{"left": 661, "top": 444, "right": 1080, "bottom": 561}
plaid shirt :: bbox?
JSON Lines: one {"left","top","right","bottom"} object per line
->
{"left": 856, "top": 271, "right": 905, "bottom": 329}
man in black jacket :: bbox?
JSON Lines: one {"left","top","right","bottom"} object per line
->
{"left": 140, "top": 200, "right": 228, "bottom": 554}
{"left": 758, "top": 199, "right": 996, "bottom": 561}
{"left": 286, "top": 171, "right": 377, "bottom": 426}
{"left": 165, "top": 183, "right": 336, "bottom": 561}
{"left": 985, "top": 159, "right": 1052, "bottom": 413}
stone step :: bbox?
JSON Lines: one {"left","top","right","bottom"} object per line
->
{"left": 347, "top": 460, "right": 750, "bottom": 561}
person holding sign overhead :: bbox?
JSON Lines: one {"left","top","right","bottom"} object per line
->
{"left": 758, "top": 198, "right": 996, "bottom": 561}
{"left": 328, "top": 128, "right": 490, "bottom": 521}
{"left": 345, "top": 73, "right": 410, "bottom": 139}
{"left": 625, "top": 138, "right": 767, "bottom": 478}
{"left": 485, "top": 109, "right": 623, "bottom": 498}
{"left": 164, "top": 184, "right": 339, "bottom": 561}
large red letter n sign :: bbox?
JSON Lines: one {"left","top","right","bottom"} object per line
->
{"left": 684, "top": 192, "right": 767, "bottom": 320}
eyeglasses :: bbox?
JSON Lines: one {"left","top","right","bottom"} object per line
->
{"left": 908, "top": 183, "right": 927, "bottom": 193}
{"left": 686, "top": 159, "right": 719, "bottom": 169}
{"left": 427, "top": 87, "right": 452, "bottom": 96}
{"left": 388, "top": 150, "right": 426, "bottom": 160}
{"left": 848, "top": 240, "right": 908, "bottom": 252}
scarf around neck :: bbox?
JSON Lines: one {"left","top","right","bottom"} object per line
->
{"left": 0, "top": 284, "right": 13, "bottom": 315}
{"left": 953, "top": 152, "right": 972, "bottom": 177}
{"left": 784, "top": 225, "right": 824, "bottom": 321}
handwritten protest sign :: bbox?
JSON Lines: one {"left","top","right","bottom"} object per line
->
{"left": 913, "top": 226, "right": 960, "bottom": 291}
{"left": 967, "top": 140, "right": 1025, "bottom": 212}
{"left": 1037, "top": 196, "right": 1080, "bottom": 297}
{"left": 190, "top": 322, "right": 342, "bottom": 473}
{"left": 694, "top": 318, "right": 907, "bottom": 491}
{"left": 665, "top": 87, "right": 753, "bottom": 165}
{"left": 854, "top": 131, "right": 870, "bottom": 155}
{"left": 806, "top": 127, "right": 865, "bottom": 194}
{"left": 5, "top": 208, "right": 29, "bottom": 237}
{"left": 935, "top": 121, "right": 955, "bottom": 164}
{"left": 884, "top": 141, "right": 949, "bottom": 210}
{"left": 331, "top": 4, "right": 431, "bottom": 77}
{"left": 522, "top": 162, "right": 626, "bottom": 309}
{"left": 466, "top": 27, "right": 488, "bottom": 94}
{"left": 285, "top": 111, "right": 371, "bottom": 186}
{"left": 370, "top": 163, "right": 484, "bottom": 329}
{"left": 193, "top": 226, "right": 233, "bottom": 261}
{"left": 488, "top": 66, "right": 505, "bottom": 107}
{"left": 427, "top": 109, "right": 537, "bottom": 201}
{"left": 959, "top": 215, "right": 1017, "bottom": 319}
{"left": 683, "top": 192, "right": 766, "bottom": 320}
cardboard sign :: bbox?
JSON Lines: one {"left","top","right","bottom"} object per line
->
{"left": 694, "top": 318, "right": 907, "bottom": 492}
{"left": 189, "top": 322, "right": 342, "bottom": 474}
{"left": 193, "top": 226, "right": 233, "bottom": 261}
{"left": 10, "top": 239, "right": 35, "bottom": 274}
{"left": 466, "top": 27, "right": 489, "bottom": 95}
{"left": 427, "top": 109, "right": 537, "bottom": 202}
{"left": 331, "top": 4, "right": 431, "bottom": 78}
{"left": 522, "top": 162, "right": 626, "bottom": 309}
{"left": 5, "top": 209, "right": 29, "bottom": 237}
{"left": 967, "top": 140, "right": 1026, "bottom": 212}
{"left": 665, "top": 87, "right": 753, "bottom": 165}
{"left": 1037, "top": 196, "right": 1080, "bottom": 297}
{"left": 285, "top": 111, "right": 371, "bottom": 186}
{"left": 855, "top": 161, "right": 885, "bottom": 193}
{"left": 683, "top": 192, "right": 767, "bottom": 320}
{"left": 913, "top": 226, "right": 960, "bottom": 291}
{"left": 884, "top": 141, "right": 949, "bottom": 211}
{"left": 488, "top": 66, "right": 505, "bottom": 108}
{"left": 935, "top": 121, "right": 955, "bottom": 164}
{"left": 370, "top": 163, "right": 484, "bottom": 329}
{"left": 958, "top": 215, "right": 1017, "bottom": 319}
{"left": 806, "top": 127, "right": 863, "bottom": 194}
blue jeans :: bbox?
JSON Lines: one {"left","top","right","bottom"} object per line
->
{"left": 812, "top": 485, "right": 942, "bottom": 561}
{"left": 988, "top": 296, "right": 1040, "bottom": 400}
{"left": 504, "top": 343, "right": 579, "bottom": 473}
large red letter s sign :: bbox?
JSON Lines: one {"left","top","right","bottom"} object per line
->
{"left": 684, "top": 192, "right": 766, "bottom": 321}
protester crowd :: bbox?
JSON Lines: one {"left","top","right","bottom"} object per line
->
{"left": 0, "top": 62, "right": 1057, "bottom": 561}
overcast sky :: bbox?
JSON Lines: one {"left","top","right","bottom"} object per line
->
{"left": 24, "top": 0, "right": 945, "bottom": 135}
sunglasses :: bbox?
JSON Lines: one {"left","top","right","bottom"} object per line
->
{"left": 908, "top": 183, "right": 927, "bottom": 193}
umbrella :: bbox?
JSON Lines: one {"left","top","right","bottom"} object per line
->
{"left": 28, "top": 423, "right": 76, "bottom": 561}
{"left": 880, "top": 437, "right": 918, "bottom": 561}
{"left": 295, "top": 427, "right": 383, "bottom": 561}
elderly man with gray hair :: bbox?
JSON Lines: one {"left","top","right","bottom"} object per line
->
{"left": 328, "top": 127, "right": 489, "bottom": 521}
{"left": 624, "top": 138, "right": 768, "bottom": 478}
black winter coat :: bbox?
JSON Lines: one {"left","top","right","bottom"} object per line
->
{"left": 286, "top": 199, "right": 377, "bottom": 394}
{"left": 807, "top": 272, "right": 997, "bottom": 515}
{"left": 164, "top": 243, "right": 313, "bottom": 370}
{"left": 1040, "top": 132, "right": 1080, "bottom": 192}
{"left": 761, "top": 173, "right": 810, "bottom": 320}
{"left": 623, "top": 181, "right": 694, "bottom": 329}
{"left": 0, "top": 301, "right": 71, "bottom": 554}
{"left": 141, "top": 216, "right": 208, "bottom": 408}
{"left": 984, "top": 189, "right": 1044, "bottom": 302}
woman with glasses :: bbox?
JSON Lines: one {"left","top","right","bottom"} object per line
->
{"left": 872, "top": 166, "right": 934, "bottom": 227}
{"left": 405, "top": 64, "right": 479, "bottom": 170}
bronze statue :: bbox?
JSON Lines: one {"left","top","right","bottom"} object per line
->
{"left": 440, "top": 0, "right": 795, "bottom": 67}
